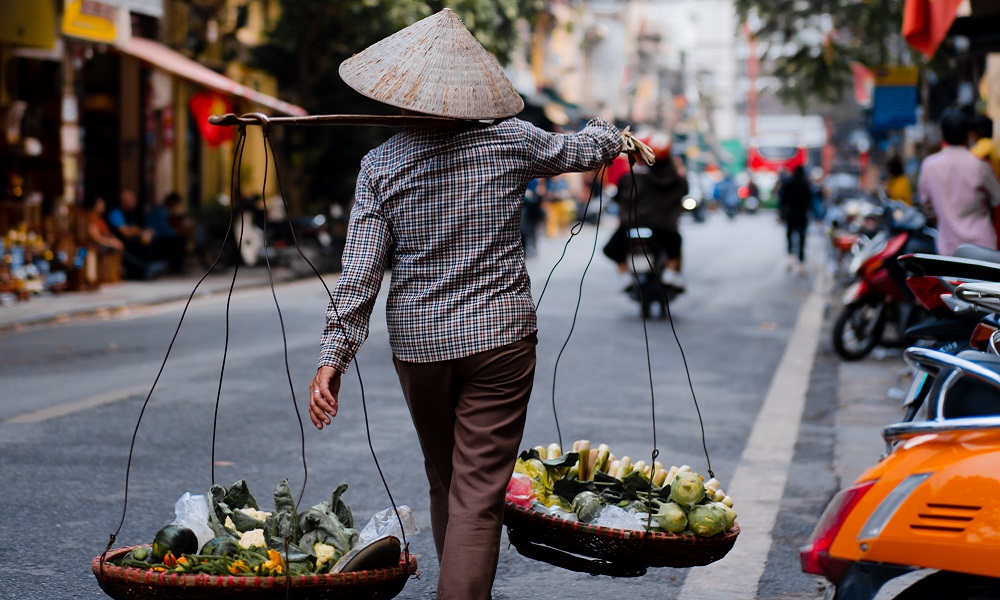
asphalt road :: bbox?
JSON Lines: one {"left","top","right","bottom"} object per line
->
{"left": 0, "top": 208, "right": 864, "bottom": 599}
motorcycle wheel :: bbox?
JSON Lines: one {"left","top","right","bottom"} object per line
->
{"left": 833, "top": 301, "right": 886, "bottom": 361}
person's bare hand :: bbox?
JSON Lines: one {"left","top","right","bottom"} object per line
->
{"left": 309, "top": 366, "right": 341, "bottom": 430}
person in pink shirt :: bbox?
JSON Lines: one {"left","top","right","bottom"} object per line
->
{"left": 918, "top": 110, "right": 1000, "bottom": 255}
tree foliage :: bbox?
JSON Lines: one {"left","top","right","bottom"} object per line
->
{"left": 250, "top": 0, "right": 541, "bottom": 210}
{"left": 735, "top": 0, "right": 912, "bottom": 110}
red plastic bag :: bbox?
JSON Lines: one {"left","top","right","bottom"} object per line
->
{"left": 506, "top": 473, "right": 535, "bottom": 508}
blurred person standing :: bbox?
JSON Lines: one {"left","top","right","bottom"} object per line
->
{"left": 778, "top": 165, "right": 814, "bottom": 275}
{"left": 918, "top": 110, "right": 1000, "bottom": 255}
{"left": 969, "top": 114, "right": 1000, "bottom": 241}
{"left": 884, "top": 155, "right": 913, "bottom": 205}
{"left": 147, "top": 192, "right": 189, "bottom": 273}
{"left": 970, "top": 114, "right": 1000, "bottom": 181}
{"left": 542, "top": 172, "right": 576, "bottom": 237}
{"left": 306, "top": 10, "right": 624, "bottom": 600}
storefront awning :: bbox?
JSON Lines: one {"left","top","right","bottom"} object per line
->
{"left": 120, "top": 37, "right": 308, "bottom": 117}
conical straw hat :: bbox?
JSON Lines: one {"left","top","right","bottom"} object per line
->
{"left": 339, "top": 9, "right": 524, "bottom": 120}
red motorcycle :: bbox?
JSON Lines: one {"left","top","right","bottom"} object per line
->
{"left": 832, "top": 201, "right": 936, "bottom": 360}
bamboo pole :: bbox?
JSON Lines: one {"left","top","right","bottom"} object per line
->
{"left": 208, "top": 112, "right": 492, "bottom": 129}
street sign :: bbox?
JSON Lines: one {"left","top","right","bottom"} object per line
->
{"left": 872, "top": 65, "right": 919, "bottom": 133}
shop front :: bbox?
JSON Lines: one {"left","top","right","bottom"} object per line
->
{"left": 1, "top": 0, "right": 305, "bottom": 305}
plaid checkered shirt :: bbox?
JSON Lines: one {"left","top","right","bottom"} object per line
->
{"left": 319, "top": 117, "right": 622, "bottom": 371}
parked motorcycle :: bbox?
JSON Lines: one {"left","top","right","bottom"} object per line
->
{"left": 802, "top": 294, "right": 1000, "bottom": 599}
{"left": 831, "top": 200, "right": 936, "bottom": 360}
{"left": 825, "top": 194, "right": 882, "bottom": 282}
{"left": 194, "top": 195, "right": 340, "bottom": 275}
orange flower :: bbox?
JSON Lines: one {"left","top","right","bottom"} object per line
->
{"left": 228, "top": 559, "right": 251, "bottom": 575}
{"left": 262, "top": 549, "right": 285, "bottom": 575}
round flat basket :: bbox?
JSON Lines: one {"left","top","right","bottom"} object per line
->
{"left": 92, "top": 546, "right": 418, "bottom": 600}
{"left": 504, "top": 501, "right": 739, "bottom": 577}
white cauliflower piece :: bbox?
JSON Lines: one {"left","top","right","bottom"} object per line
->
{"left": 224, "top": 516, "right": 236, "bottom": 530}
{"left": 238, "top": 507, "right": 272, "bottom": 522}
{"left": 314, "top": 542, "right": 337, "bottom": 569}
{"left": 238, "top": 528, "right": 266, "bottom": 548}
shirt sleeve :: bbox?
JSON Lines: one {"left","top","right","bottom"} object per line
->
{"left": 318, "top": 163, "right": 391, "bottom": 372}
{"left": 522, "top": 119, "right": 622, "bottom": 179}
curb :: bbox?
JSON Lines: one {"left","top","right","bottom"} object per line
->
{"left": 0, "top": 271, "right": 307, "bottom": 334}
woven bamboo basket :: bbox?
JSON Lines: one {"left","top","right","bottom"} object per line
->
{"left": 504, "top": 501, "right": 739, "bottom": 577}
{"left": 92, "top": 545, "right": 418, "bottom": 600}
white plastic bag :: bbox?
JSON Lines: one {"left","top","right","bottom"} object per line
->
{"left": 172, "top": 492, "right": 215, "bottom": 551}
{"left": 358, "top": 505, "right": 420, "bottom": 546}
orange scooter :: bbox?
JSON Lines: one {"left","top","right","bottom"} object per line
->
{"left": 800, "top": 294, "right": 1000, "bottom": 600}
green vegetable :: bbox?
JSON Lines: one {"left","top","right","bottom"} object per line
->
{"left": 669, "top": 472, "right": 705, "bottom": 508}
{"left": 576, "top": 441, "right": 591, "bottom": 480}
{"left": 151, "top": 524, "right": 198, "bottom": 560}
{"left": 298, "top": 484, "right": 360, "bottom": 563}
{"left": 711, "top": 502, "right": 737, "bottom": 531}
{"left": 201, "top": 535, "right": 241, "bottom": 556}
{"left": 592, "top": 444, "right": 611, "bottom": 477}
{"left": 130, "top": 546, "right": 149, "bottom": 561}
{"left": 264, "top": 479, "right": 299, "bottom": 548}
{"left": 654, "top": 502, "right": 688, "bottom": 533}
{"left": 687, "top": 504, "right": 725, "bottom": 537}
{"left": 572, "top": 491, "right": 605, "bottom": 523}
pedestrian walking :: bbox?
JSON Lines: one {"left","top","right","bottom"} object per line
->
{"left": 306, "top": 9, "right": 624, "bottom": 600}
{"left": 778, "top": 165, "right": 813, "bottom": 275}
{"left": 918, "top": 110, "right": 1000, "bottom": 255}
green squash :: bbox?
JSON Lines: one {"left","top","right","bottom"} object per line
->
{"left": 151, "top": 524, "right": 198, "bottom": 560}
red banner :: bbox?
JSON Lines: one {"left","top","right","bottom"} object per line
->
{"left": 188, "top": 91, "right": 233, "bottom": 147}
{"left": 902, "top": 0, "right": 963, "bottom": 58}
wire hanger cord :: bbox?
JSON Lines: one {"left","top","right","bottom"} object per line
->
{"left": 261, "top": 134, "right": 410, "bottom": 569}
{"left": 539, "top": 169, "right": 607, "bottom": 451}
{"left": 210, "top": 130, "right": 249, "bottom": 486}
{"left": 624, "top": 160, "right": 713, "bottom": 480}
{"left": 256, "top": 125, "right": 311, "bottom": 513}
{"left": 100, "top": 129, "right": 247, "bottom": 576}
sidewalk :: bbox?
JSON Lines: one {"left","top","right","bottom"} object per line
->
{"left": 0, "top": 265, "right": 307, "bottom": 332}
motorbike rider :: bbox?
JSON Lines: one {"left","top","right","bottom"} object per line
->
{"left": 603, "top": 133, "right": 689, "bottom": 290}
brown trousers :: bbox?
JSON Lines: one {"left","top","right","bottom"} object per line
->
{"left": 393, "top": 332, "right": 537, "bottom": 600}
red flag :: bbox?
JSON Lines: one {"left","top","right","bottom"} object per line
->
{"left": 902, "top": 0, "right": 963, "bottom": 58}
{"left": 188, "top": 91, "right": 233, "bottom": 147}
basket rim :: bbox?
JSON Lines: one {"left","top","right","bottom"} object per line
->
{"left": 504, "top": 499, "right": 740, "bottom": 545}
{"left": 93, "top": 544, "right": 417, "bottom": 589}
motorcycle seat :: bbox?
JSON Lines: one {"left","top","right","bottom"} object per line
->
{"left": 953, "top": 244, "right": 1000, "bottom": 266}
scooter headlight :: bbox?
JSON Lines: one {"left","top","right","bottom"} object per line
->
{"left": 682, "top": 196, "right": 699, "bottom": 211}
{"left": 857, "top": 472, "right": 933, "bottom": 541}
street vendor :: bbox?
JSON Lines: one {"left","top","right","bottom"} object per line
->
{"left": 308, "top": 9, "right": 625, "bottom": 600}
